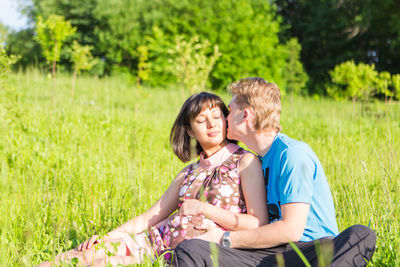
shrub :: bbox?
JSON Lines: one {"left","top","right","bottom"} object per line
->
{"left": 328, "top": 60, "right": 378, "bottom": 103}
{"left": 0, "top": 47, "right": 18, "bottom": 89}
{"left": 391, "top": 74, "right": 400, "bottom": 100}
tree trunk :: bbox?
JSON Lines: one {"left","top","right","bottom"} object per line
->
{"left": 52, "top": 59, "right": 57, "bottom": 109}
{"left": 51, "top": 39, "right": 58, "bottom": 109}
{"left": 71, "top": 67, "right": 78, "bottom": 103}
{"left": 52, "top": 59, "right": 56, "bottom": 78}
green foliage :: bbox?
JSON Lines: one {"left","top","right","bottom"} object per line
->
{"left": 11, "top": 0, "right": 400, "bottom": 95}
{"left": 282, "top": 38, "right": 309, "bottom": 95}
{"left": 392, "top": 74, "right": 400, "bottom": 100}
{"left": 4, "top": 28, "right": 45, "bottom": 70}
{"left": 0, "top": 22, "right": 8, "bottom": 45}
{"left": 376, "top": 71, "right": 393, "bottom": 100}
{"left": 168, "top": 35, "right": 221, "bottom": 94}
{"left": 27, "top": 0, "right": 100, "bottom": 47}
{"left": 78, "top": 0, "right": 304, "bottom": 90}
{"left": 144, "top": 27, "right": 177, "bottom": 86}
{"left": 275, "top": 0, "right": 400, "bottom": 94}
{"left": 275, "top": 0, "right": 366, "bottom": 94}
{"left": 329, "top": 60, "right": 400, "bottom": 102}
{"left": 16, "top": 0, "right": 308, "bottom": 91}
{"left": 359, "top": 0, "right": 400, "bottom": 74}
{"left": 35, "top": 15, "right": 76, "bottom": 74}
{"left": 0, "top": 47, "right": 18, "bottom": 89}
{"left": 69, "top": 41, "right": 96, "bottom": 75}
{"left": 328, "top": 61, "right": 378, "bottom": 102}
{"left": 136, "top": 45, "right": 151, "bottom": 85}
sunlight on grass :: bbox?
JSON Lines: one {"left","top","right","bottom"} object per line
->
{"left": 0, "top": 70, "right": 399, "bottom": 265}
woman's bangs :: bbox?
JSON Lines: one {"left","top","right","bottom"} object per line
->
{"left": 188, "top": 94, "right": 222, "bottom": 121}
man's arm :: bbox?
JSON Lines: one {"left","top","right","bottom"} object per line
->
{"left": 196, "top": 202, "right": 309, "bottom": 249}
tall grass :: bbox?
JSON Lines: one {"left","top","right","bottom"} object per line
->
{"left": 0, "top": 70, "right": 399, "bottom": 266}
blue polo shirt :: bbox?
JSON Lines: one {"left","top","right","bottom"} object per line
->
{"left": 259, "top": 133, "right": 338, "bottom": 241}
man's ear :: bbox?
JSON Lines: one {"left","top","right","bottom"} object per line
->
{"left": 243, "top": 108, "right": 250, "bottom": 121}
{"left": 243, "top": 108, "right": 255, "bottom": 127}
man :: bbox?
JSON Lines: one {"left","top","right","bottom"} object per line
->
{"left": 173, "top": 77, "right": 376, "bottom": 266}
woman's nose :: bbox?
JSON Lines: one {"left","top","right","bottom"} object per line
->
{"left": 207, "top": 119, "right": 216, "bottom": 128}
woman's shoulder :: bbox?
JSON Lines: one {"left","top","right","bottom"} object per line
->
{"left": 178, "top": 160, "right": 201, "bottom": 176}
{"left": 235, "top": 149, "right": 261, "bottom": 174}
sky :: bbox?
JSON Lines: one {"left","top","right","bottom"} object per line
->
{"left": 0, "top": 0, "right": 29, "bottom": 30}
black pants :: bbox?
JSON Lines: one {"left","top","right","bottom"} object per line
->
{"left": 172, "top": 225, "right": 376, "bottom": 267}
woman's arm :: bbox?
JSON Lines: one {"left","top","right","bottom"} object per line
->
{"left": 181, "top": 153, "right": 268, "bottom": 231}
{"left": 78, "top": 167, "right": 188, "bottom": 250}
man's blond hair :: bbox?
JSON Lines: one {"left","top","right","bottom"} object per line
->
{"left": 228, "top": 77, "right": 281, "bottom": 132}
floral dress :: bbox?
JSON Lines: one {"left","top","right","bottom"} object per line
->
{"left": 148, "top": 143, "right": 249, "bottom": 256}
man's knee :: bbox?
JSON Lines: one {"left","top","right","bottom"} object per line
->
{"left": 339, "top": 224, "right": 376, "bottom": 249}
{"left": 331, "top": 224, "right": 376, "bottom": 266}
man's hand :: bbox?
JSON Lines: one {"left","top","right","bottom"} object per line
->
{"left": 77, "top": 235, "right": 101, "bottom": 251}
{"left": 181, "top": 199, "right": 205, "bottom": 216}
{"left": 193, "top": 223, "right": 225, "bottom": 244}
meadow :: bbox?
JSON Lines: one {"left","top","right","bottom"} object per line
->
{"left": 0, "top": 70, "right": 399, "bottom": 266}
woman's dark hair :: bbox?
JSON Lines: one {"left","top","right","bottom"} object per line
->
{"left": 170, "top": 92, "right": 235, "bottom": 162}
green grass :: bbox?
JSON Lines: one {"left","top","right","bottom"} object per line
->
{"left": 0, "top": 70, "right": 399, "bottom": 266}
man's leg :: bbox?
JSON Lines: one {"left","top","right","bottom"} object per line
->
{"left": 173, "top": 225, "right": 376, "bottom": 267}
{"left": 281, "top": 224, "right": 376, "bottom": 267}
{"left": 173, "top": 239, "right": 289, "bottom": 267}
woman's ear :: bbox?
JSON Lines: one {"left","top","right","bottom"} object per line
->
{"left": 186, "top": 127, "right": 194, "bottom": 138}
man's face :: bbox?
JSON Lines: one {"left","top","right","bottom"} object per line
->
{"left": 227, "top": 95, "right": 245, "bottom": 141}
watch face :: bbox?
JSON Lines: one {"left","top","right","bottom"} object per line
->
{"left": 222, "top": 232, "right": 231, "bottom": 247}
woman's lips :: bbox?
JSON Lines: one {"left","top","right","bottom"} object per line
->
{"left": 207, "top": 131, "right": 220, "bottom": 137}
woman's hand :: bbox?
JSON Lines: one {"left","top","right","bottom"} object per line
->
{"left": 193, "top": 223, "right": 224, "bottom": 244}
{"left": 180, "top": 199, "right": 205, "bottom": 216}
{"left": 77, "top": 235, "right": 101, "bottom": 251}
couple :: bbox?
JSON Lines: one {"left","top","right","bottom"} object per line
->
{"left": 40, "top": 77, "right": 376, "bottom": 266}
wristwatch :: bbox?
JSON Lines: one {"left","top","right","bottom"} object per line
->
{"left": 221, "top": 231, "right": 232, "bottom": 248}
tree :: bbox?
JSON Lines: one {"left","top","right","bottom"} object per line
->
{"left": 282, "top": 38, "right": 308, "bottom": 96}
{"left": 168, "top": 35, "right": 221, "bottom": 97}
{"left": 21, "top": 0, "right": 306, "bottom": 91}
{"left": 275, "top": 0, "right": 400, "bottom": 95}
{"left": 93, "top": 0, "right": 303, "bottom": 90}
{"left": 5, "top": 28, "right": 44, "bottom": 70}
{"left": 69, "top": 40, "right": 96, "bottom": 102}
{"left": 359, "top": 0, "right": 400, "bottom": 74}
{"left": 15, "top": 0, "right": 103, "bottom": 72}
{"left": 275, "top": 0, "right": 365, "bottom": 94}
{"left": 35, "top": 15, "right": 76, "bottom": 77}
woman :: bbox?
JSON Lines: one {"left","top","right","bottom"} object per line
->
{"left": 39, "top": 92, "right": 268, "bottom": 266}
